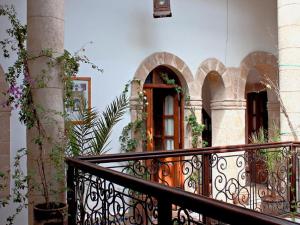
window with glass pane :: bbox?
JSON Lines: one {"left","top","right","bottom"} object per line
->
{"left": 165, "top": 139, "right": 174, "bottom": 150}
{"left": 165, "top": 119, "right": 174, "bottom": 136}
{"left": 164, "top": 95, "right": 174, "bottom": 115}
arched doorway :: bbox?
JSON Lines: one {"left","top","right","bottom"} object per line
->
{"left": 240, "top": 52, "right": 279, "bottom": 142}
{"left": 202, "top": 71, "right": 226, "bottom": 146}
{"left": 144, "top": 66, "right": 184, "bottom": 151}
{"left": 132, "top": 51, "right": 195, "bottom": 151}
{"left": 131, "top": 52, "right": 194, "bottom": 187}
{"left": 143, "top": 66, "right": 184, "bottom": 187}
{"left": 241, "top": 52, "right": 279, "bottom": 184}
{"left": 246, "top": 69, "right": 269, "bottom": 141}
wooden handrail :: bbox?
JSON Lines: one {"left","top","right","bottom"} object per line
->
{"left": 76, "top": 141, "right": 300, "bottom": 163}
{"left": 66, "top": 157, "right": 298, "bottom": 225}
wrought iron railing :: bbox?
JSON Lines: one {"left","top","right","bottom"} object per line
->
{"left": 66, "top": 142, "right": 300, "bottom": 224}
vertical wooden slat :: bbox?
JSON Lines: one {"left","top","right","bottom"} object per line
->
{"left": 202, "top": 153, "right": 210, "bottom": 197}
{"left": 145, "top": 88, "right": 154, "bottom": 152}
{"left": 158, "top": 199, "right": 172, "bottom": 225}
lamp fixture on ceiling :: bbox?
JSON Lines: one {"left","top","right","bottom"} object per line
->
{"left": 153, "top": 0, "right": 172, "bottom": 18}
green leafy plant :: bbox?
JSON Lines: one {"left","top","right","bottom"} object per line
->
{"left": 119, "top": 80, "right": 147, "bottom": 153}
{"left": 249, "top": 125, "right": 284, "bottom": 199}
{"left": 67, "top": 86, "right": 129, "bottom": 156}
{"left": 0, "top": 5, "right": 106, "bottom": 224}
{"left": 249, "top": 125, "right": 281, "bottom": 175}
{"left": 159, "top": 72, "right": 182, "bottom": 94}
{"left": 0, "top": 148, "right": 28, "bottom": 225}
{"left": 186, "top": 110, "right": 205, "bottom": 148}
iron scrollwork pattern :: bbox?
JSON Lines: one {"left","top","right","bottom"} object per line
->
{"left": 73, "top": 170, "right": 158, "bottom": 225}
{"left": 105, "top": 145, "right": 294, "bottom": 216}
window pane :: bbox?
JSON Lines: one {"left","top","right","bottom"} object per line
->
{"left": 165, "top": 139, "right": 174, "bottom": 150}
{"left": 154, "top": 137, "right": 163, "bottom": 150}
{"left": 165, "top": 119, "right": 174, "bottom": 136}
{"left": 164, "top": 95, "right": 174, "bottom": 115}
{"left": 145, "top": 73, "right": 153, "bottom": 84}
{"left": 253, "top": 99, "right": 256, "bottom": 114}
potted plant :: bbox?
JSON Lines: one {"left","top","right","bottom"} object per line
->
{"left": 249, "top": 126, "right": 289, "bottom": 215}
{"left": 0, "top": 5, "right": 129, "bottom": 224}
{"left": 0, "top": 5, "right": 78, "bottom": 224}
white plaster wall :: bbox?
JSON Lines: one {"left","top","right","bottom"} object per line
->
{"left": 0, "top": 0, "right": 277, "bottom": 224}
{"left": 64, "top": 0, "right": 277, "bottom": 154}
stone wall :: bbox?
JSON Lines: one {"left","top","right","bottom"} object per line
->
{"left": 0, "top": 65, "right": 11, "bottom": 198}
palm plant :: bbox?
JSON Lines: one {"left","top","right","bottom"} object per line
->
{"left": 67, "top": 89, "right": 129, "bottom": 156}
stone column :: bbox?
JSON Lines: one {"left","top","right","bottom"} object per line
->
{"left": 27, "top": 0, "right": 65, "bottom": 224}
{"left": 0, "top": 67, "right": 11, "bottom": 199}
{"left": 210, "top": 99, "right": 246, "bottom": 202}
{"left": 130, "top": 79, "right": 144, "bottom": 152}
{"left": 267, "top": 102, "right": 280, "bottom": 138}
{"left": 187, "top": 97, "right": 202, "bottom": 122}
{"left": 211, "top": 99, "right": 246, "bottom": 146}
{"left": 278, "top": 0, "right": 300, "bottom": 140}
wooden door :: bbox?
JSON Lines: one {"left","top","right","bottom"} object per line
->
{"left": 144, "top": 88, "right": 154, "bottom": 151}
{"left": 247, "top": 91, "right": 268, "bottom": 138}
{"left": 247, "top": 91, "right": 268, "bottom": 183}
{"left": 145, "top": 87, "right": 183, "bottom": 188}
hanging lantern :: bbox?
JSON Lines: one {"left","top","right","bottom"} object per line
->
{"left": 153, "top": 0, "right": 172, "bottom": 18}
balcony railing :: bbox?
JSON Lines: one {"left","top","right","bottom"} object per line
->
{"left": 66, "top": 142, "right": 300, "bottom": 225}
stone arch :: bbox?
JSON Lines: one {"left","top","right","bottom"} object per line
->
{"left": 195, "top": 58, "right": 226, "bottom": 95}
{"left": 194, "top": 58, "right": 227, "bottom": 147}
{"left": 132, "top": 52, "right": 195, "bottom": 150}
{"left": 0, "top": 65, "right": 11, "bottom": 198}
{"left": 133, "top": 52, "right": 194, "bottom": 98}
{"left": 195, "top": 58, "right": 227, "bottom": 118}
{"left": 240, "top": 51, "right": 278, "bottom": 98}
{"left": 240, "top": 51, "right": 279, "bottom": 139}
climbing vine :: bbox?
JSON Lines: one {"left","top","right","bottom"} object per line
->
{"left": 0, "top": 5, "right": 103, "bottom": 224}
{"left": 159, "top": 71, "right": 205, "bottom": 148}
{"left": 119, "top": 80, "right": 147, "bottom": 153}
{"left": 159, "top": 72, "right": 182, "bottom": 94}
{"left": 185, "top": 109, "right": 205, "bottom": 148}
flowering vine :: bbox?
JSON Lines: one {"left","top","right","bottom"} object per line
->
{"left": 0, "top": 4, "right": 102, "bottom": 224}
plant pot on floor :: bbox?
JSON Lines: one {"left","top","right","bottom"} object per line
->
{"left": 261, "top": 194, "right": 289, "bottom": 216}
{"left": 34, "top": 202, "right": 68, "bottom": 225}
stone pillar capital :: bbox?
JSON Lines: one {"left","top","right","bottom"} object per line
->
{"left": 186, "top": 96, "right": 202, "bottom": 111}
{"left": 210, "top": 99, "right": 246, "bottom": 110}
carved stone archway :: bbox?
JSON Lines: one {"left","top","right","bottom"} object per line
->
{"left": 240, "top": 51, "right": 279, "bottom": 140}
{"left": 195, "top": 58, "right": 226, "bottom": 93}
{"left": 240, "top": 51, "right": 278, "bottom": 98}
{"left": 133, "top": 52, "right": 194, "bottom": 97}
{"left": 132, "top": 52, "right": 195, "bottom": 149}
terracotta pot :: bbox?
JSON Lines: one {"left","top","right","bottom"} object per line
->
{"left": 261, "top": 195, "right": 289, "bottom": 216}
{"left": 34, "top": 202, "right": 68, "bottom": 225}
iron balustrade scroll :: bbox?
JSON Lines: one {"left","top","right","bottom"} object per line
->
{"left": 67, "top": 142, "right": 300, "bottom": 224}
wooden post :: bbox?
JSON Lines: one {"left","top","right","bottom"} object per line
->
{"left": 67, "top": 165, "right": 76, "bottom": 225}
{"left": 158, "top": 198, "right": 172, "bottom": 225}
